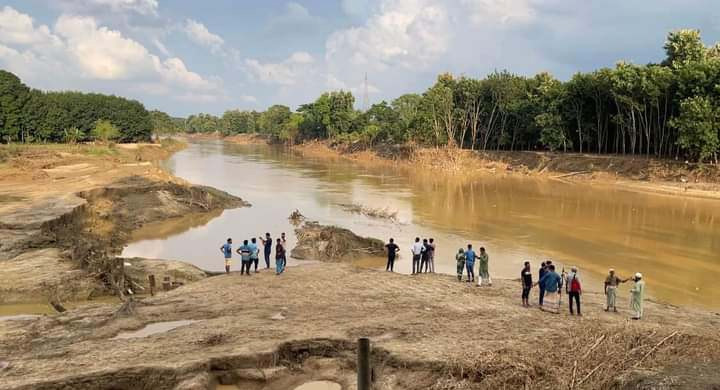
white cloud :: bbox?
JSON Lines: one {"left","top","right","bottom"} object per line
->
{"left": 265, "top": 2, "right": 321, "bottom": 35}
{"left": 326, "top": 0, "right": 450, "bottom": 71}
{"left": 0, "top": 7, "right": 221, "bottom": 102}
{"left": 183, "top": 19, "right": 224, "bottom": 54}
{"left": 0, "top": 6, "right": 63, "bottom": 47}
{"left": 155, "top": 57, "right": 218, "bottom": 91}
{"left": 244, "top": 51, "right": 315, "bottom": 85}
{"left": 56, "top": 15, "right": 156, "bottom": 79}
{"left": 239, "top": 95, "right": 258, "bottom": 103}
{"left": 461, "top": 0, "right": 536, "bottom": 24}
{"left": 152, "top": 38, "right": 170, "bottom": 56}
{"left": 59, "top": 0, "right": 159, "bottom": 16}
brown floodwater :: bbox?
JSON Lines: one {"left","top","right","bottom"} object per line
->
{"left": 123, "top": 141, "right": 720, "bottom": 309}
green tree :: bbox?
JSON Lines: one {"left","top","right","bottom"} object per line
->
{"left": 91, "top": 120, "right": 120, "bottom": 142}
{"left": 664, "top": 29, "right": 706, "bottom": 67}
{"left": 0, "top": 70, "right": 30, "bottom": 142}
{"left": 670, "top": 96, "right": 719, "bottom": 162}
{"left": 222, "top": 110, "right": 255, "bottom": 135}
{"left": 258, "top": 105, "right": 291, "bottom": 136}
{"left": 280, "top": 113, "right": 302, "bottom": 144}
{"left": 150, "top": 110, "right": 181, "bottom": 135}
{"left": 536, "top": 113, "right": 571, "bottom": 152}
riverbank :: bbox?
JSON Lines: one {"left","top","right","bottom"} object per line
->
{"left": 289, "top": 140, "right": 720, "bottom": 201}
{"left": 2, "top": 263, "right": 719, "bottom": 389}
{"left": 193, "top": 132, "right": 720, "bottom": 200}
{"left": 0, "top": 140, "right": 246, "bottom": 305}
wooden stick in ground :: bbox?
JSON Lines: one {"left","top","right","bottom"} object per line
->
{"left": 634, "top": 330, "right": 679, "bottom": 368}
{"left": 577, "top": 363, "right": 604, "bottom": 386}
{"left": 581, "top": 334, "right": 606, "bottom": 359}
{"left": 569, "top": 360, "right": 577, "bottom": 389}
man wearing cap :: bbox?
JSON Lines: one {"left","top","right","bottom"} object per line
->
{"left": 629, "top": 273, "right": 645, "bottom": 320}
{"left": 604, "top": 268, "right": 628, "bottom": 312}
{"left": 566, "top": 266, "right": 582, "bottom": 316}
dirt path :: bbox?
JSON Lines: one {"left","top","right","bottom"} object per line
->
{"left": 1, "top": 264, "right": 718, "bottom": 389}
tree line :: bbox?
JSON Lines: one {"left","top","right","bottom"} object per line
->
{"left": 0, "top": 70, "right": 152, "bottom": 143}
{"left": 2, "top": 30, "right": 719, "bottom": 162}
{"left": 182, "top": 30, "right": 720, "bottom": 163}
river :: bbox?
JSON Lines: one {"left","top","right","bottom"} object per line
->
{"left": 123, "top": 140, "right": 720, "bottom": 309}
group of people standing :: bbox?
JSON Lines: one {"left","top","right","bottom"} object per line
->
{"left": 219, "top": 232, "right": 288, "bottom": 275}
{"left": 223, "top": 233, "right": 647, "bottom": 320}
{"left": 385, "top": 238, "right": 492, "bottom": 286}
{"left": 520, "top": 261, "right": 646, "bottom": 319}
{"left": 455, "top": 244, "right": 491, "bottom": 286}
{"left": 385, "top": 237, "right": 439, "bottom": 274}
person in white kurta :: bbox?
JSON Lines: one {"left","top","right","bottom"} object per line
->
{"left": 629, "top": 272, "right": 645, "bottom": 320}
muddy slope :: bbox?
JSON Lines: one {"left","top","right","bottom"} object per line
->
{"left": 291, "top": 141, "right": 720, "bottom": 199}
{"left": 291, "top": 221, "right": 385, "bottom": 262}
{"left": 0, "top": 176, "right": 247, "bottom": 303}
{"left": 1, "top": 264, "right": 718, "bottom": 389}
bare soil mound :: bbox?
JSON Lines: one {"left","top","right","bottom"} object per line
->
{"left": 291, "top": 221, "right": 385, "bottom": 262}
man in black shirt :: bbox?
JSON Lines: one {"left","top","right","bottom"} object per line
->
{"left": 521, "top": 261, "right": 533, "bottom": 307}
{"left": 538, "top": 261, "right": 547, "bottom": 306}
{"left": 420, "top": 239, "right": 430, "bottom": 273}
{"left": 385, "top": 238, "right": 400, "bottom": 272}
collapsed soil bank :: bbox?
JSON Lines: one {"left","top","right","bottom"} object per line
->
{"left": 291, "top": 221, "right": 385, "bottom": 262}
{"left": 0, "top": 143, "right": 248, "bottom": 304}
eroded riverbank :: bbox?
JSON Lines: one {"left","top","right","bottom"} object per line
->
{"left": 0, "top": 142, "right": 246, "bottom": 305}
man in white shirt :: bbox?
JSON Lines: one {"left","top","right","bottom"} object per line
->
{"left": 410, "top": 237, "right": 424, "bottom": 275}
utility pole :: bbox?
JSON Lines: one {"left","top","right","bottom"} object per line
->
{"left": 362, "top": 72, "right": 369, "bottom": 111}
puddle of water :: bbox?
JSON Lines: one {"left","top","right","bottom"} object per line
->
{"left": 294, "top": 381, "right": 342, "bottom": 390}
{"left": 0, "top": 303, "right": 54, "bottom": 317}
{"left": 123, "top": 141, "right": 720, "bottom": 309}
{"left": 0, "top": 296, "right": 122, "bottom": 319}
{"left": 111, "top": 320, "right": 197, "bottom": 340}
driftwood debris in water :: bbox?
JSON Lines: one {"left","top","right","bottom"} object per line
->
{"left": 49, "top": 299, "right": 67, "bottom": 313}
{"left": 551, "top": 170, "right": 591, "bottom": 179}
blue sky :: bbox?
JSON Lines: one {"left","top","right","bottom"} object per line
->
{"left": 1, "top": 0, "right": 719, "bottom": 117}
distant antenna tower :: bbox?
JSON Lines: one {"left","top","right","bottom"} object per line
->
{"left": 362, "top": 72, "right": 369, "bottom": 111}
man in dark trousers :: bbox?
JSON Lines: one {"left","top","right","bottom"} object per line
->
{"left": 538, "top": 261, "right": 547, "bottom": 306}
{"left": 521, "top": 261, "right": 533, "bottom": 307}
{"left": 259, "top": 233, "right": 273, "bottom": 269}
{"left": 410, "top": 237, "right": 423, "bottom": 275}
{"left": 566, "top": 266, "right": 582, "bottom": 316}
{"left": 420, "top": 238, "right": 431, "bottom": 273}
{"left": 385, "top": 238, "right": 400, "bottom": 272}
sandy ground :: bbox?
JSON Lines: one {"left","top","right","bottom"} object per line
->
{"left": 0, "top": 141, "right": 244, "bottom": 304}
{"left": 1, "top": 264, "right": 718, "bottom": 389}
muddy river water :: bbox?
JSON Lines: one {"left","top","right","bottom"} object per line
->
{"left": 123, "top": 141, "right": 720, "bottom": 309}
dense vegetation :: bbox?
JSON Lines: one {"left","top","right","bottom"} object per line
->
{"left": 182, "top": 30, "right": 720, "bottom": 163}
{"left": 0, "top": 70, "right": 152, "bottom": 143}
{"left": 2, "top": 30, "right": 719, "bottom": 162}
